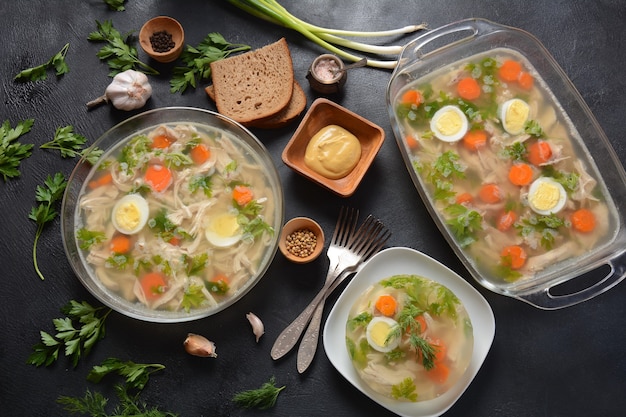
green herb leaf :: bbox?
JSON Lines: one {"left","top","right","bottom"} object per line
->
{"left": 15, "top": 43, "right": 70, "bottom": 81}
{"left": 181, "top": 284, "right": 207, "bottom": 312}
{"left": 0, "top": 118, "right": 34, "bottom": 181}
{"left": 88, "top": 20, "right": 158, "bottom": 76}
{"left": 28, "top": 300, "right": 111, "bottom": 367}
{"left": 104, "top": 0, "right": 126, "bottom": 11}
{"left": 170, "top": 33, "right": 251, "bottom": 93}
{"left": 40, "top": 125, "right": 90, "bottom": 158}
{"left": 88, "top": 358, "right": 166, "bottom": 391}
{"left": 29, "top": 172, "right": 67, "bottom": 280}
{"left": 391, "top": 377, "right": 418, "bottom": 402}
{"left": 444, "top": 203, "right": 483, "bottom": 248}
{"left": 232, "top": 376, "right": 285, "bottom": 410}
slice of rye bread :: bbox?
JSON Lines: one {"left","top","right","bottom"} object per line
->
{"left": 205, "top": 81, "right": 307, "bottom": 129}
{"left": 209, "top": 38, "right": 294, "bottom": 124}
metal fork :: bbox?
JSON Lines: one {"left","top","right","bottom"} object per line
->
{"left": 296, "top": 219, "right": 391, "bottom": 373}
{"left": 271, "top": 207, "right": 364, "bottom": 360}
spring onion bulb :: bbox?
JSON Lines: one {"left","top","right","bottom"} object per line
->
{"left": 227, "top": 0, "right": 426, "bottom": 69}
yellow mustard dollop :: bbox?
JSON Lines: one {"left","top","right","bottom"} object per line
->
{"left": 304, "top": 125, "right": 361, "bottom": 179}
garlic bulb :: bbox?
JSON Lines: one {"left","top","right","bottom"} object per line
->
{"left": 87, "top": 69, "right": 152, "bottom": 111}
{"left": 246, "top": 312, "right": 264, "bottom": 343}
{"left": 183, "top": 333, "right": 217, "bottom": 358}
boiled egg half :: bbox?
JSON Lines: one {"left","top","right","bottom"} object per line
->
{"left": 366, "top": 316, "right": 400, "bottom": 353}
{"left": 527, "top": 177, "right": 567, "bottom": 215}
{"left": 111, "top": 194, "right": 150, "bottom": 235}
{"left": 500, "top": 98, "right": 530, "bottom": 135}
{"left": 205, "top": 212, "right": 243, "bottom": 247}
{"left": 430, "top": 105, "right": 468, "bottom": 142}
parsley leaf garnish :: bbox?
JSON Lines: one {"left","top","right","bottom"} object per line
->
{"left": 27, "top": 300, "right": 112, "bottom": 367}
{"left": 0, "top": 118, "right": 34, "bottom": 181}
{"left": 77, "top": 228, "right": 107, "bottom": 250}
{"left": 444, "top": 203, "right": 483, "bottom": 248}
{"left": 14, "top": 43, "right": 70, "bottom": 81}
{"left": 181, "top": 284, "right": 207, "bottom": 312}
{"left": 391, "top": 377, "right": 418, "bottom": 402}
{"left": 170, "top": 33, "right": 251, "bottom": 93}
{"left": 88, "top": 20, "right": 158, "bottom": 76}
{"left": 29, "top": 172, "right": 67, "bottom": 280}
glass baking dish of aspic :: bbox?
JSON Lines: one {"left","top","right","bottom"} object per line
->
{"left": 387, "top": 18, "right": 626, "bottom": 309}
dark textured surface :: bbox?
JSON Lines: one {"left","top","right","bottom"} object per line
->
{"left": 1, "top": 1, "right": 625, "bottom": 416}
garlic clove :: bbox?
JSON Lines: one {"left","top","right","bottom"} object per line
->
{"left": 246, "top": 312, "right": 264, "bottom": 343}
{"left": 184, "top": 333, "right": 217, "bottom": 358}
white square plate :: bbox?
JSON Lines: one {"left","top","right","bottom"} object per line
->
{"left": 323, "top": 247, "right": 495, "bottom": 417}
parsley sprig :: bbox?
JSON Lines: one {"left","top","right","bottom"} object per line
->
{"left": 88, "top": 358, "right": 166, "bottom": 391}
{"left": 232, "top": 376, "right": 285, "bottom": 410}
{"left": 0, "top": 118, "right": 34, "bottom": 181}
{"left": 28, "top": 300, "right": 112, "bottom": 367}
{"left": 58, "top": 358, "right": 177, "bottom": 416}
{"left": 29, "top": 172, "right": 67, "bottom": 280}
{"left": 104, "top": 0, "right": 126, "bottom": 11}
{"left": 170, "top": 33, "right": 251, "bottom": 93}
{"left": 88, "top": 20, "right": 158, "bottom": 76}
{"left": 14, "top": 43, "right": 70, "bottom": 81}
{"left": 40, "top": 125, "right": 103, "bottom": 164}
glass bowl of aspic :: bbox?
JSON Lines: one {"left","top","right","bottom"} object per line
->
{"left": 61, "top": 107, "right": 284, "bottom": 322}
{"left": 387, "top": 18, "right": 626, "bottom": 309}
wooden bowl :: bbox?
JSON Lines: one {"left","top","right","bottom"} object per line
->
{"left": 282, "top": 98, "right": 385, "bottom": 197}
{"left": 279, "top": 217, "right": 325, "bottom": 264}
{"left": 139, "top": 16, "right": 184, "bottom": 63}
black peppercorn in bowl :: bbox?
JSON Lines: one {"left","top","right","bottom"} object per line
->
{"left": 139, "top": 16, "right": 184, "bottom": 63}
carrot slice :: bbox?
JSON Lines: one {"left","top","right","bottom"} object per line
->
{"left": 497, "top": 210, "right": 517, "bottom": 232}
{"left": 207, "top": 273, "right": 230, "bottom": 295}
{"left": 455, "top": 192, "right": 473, "bottom": 205}
{"left": 427, "top": 361, "right": 450, "bottom": 384}
{"left": 232, "top": 185, "right": 253, "bottom": 206}
{"left": 140, "top": 272, "right": 167, "bottom": 301}
{"left": 527, "top": 141, "right": 552, "bottom": 166}
{"left": 190, "top": 143, "right": 211, "bottom": 165}
{"left": 457, "top": 77, "right": 481, "bottom": 100}
{"left": 144, "top": 164, "right": 172, "bottom": 192}
{"left": 571, "top": 208, "right": 596, "bottom": 233}
{"left": 405, "top": 134, "right": 419, "bottom": 149}
{"left": 479, "top": 183, "right": 502, "bottom": 204}
{"left": 501, "top": 245, "right": 527, "bottom": 269}
{"left": 415, "top": 315, "right": 428, "bottom": 333}
{"left": 401, "top": 89, "right": 423, "bottom": 106}
{"left": 88, "top": 172, "right": 113, "bottom": 189}
{"left": 151, "top": 134, "right": 172, "bottom": 149}
{"left": 110, "top": 234, "right": 132, "bottom": 254}
{"left": 508, "top": 163, "right": 533, "bottom": 186}
{"left": 375, "top": 294, "right": 397, "bottom": 317}
{"left": 430, "top": 338, "right": 447, "bottom": 363}
{"left": 498, "top": 60, "right": 522, "bottom": 82}
{"left": 462, "top": 130, "right": 487, "bottom": 151}
{"left": 518, "top": 71, "right": 534, "bottom": 89}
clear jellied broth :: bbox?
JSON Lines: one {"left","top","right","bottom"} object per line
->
{"left": 75, "top": 122, "right": 277, "bottom": 313}
{"left": 345, "top": 275, "right": 473, "bottom": 402}
{"left": 393, "top": 48, "right": 619, "bottom": 284}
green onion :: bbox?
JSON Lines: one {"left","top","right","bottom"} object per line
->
{"left": 227, "top": 0, "right": 426, "bottom": 69}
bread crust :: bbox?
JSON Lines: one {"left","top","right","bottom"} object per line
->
{"left": 209, "top": 38, "right": 294, "bottom": 124}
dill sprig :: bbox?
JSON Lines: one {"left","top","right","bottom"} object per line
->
{"left": 232, "top": 376, "right": 285, "bottom": 410}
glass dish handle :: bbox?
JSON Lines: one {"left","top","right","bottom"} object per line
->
{"left": 517, "top": 250, "right": 626, "bottom": 310}
{"left": 396, "top": 18, "right": 501, "bottom": 68}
